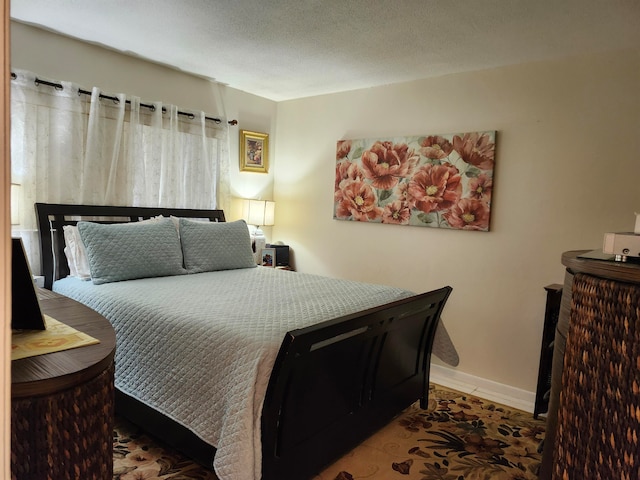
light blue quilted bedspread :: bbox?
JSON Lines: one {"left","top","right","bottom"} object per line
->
{"left": 54, "top": 267, "right": 454, "bottom": 480}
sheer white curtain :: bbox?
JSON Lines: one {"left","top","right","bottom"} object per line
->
{"left": 10, "top": 69, "right": 230, "bottom": 273}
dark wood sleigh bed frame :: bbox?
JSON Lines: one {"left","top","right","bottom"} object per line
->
{"left": 35, "top": 202, "right": 452, "bottom": 480}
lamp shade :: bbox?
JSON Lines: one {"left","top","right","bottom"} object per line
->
{"left": 242, "top": 199, "right": 275, "bottom": 226}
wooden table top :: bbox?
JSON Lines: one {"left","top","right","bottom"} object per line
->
{"left": 11, "top": 288, "right": 116, "bottom": 398}
{"left": 562, "top": 250, "right": 640, "bottom": 285}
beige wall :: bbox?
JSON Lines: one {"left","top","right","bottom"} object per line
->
{"left": 273, "top": 49, "right": 640, "bottom": 391}
{"left": 10, "top": 21, "right": 640, "bottom": 393}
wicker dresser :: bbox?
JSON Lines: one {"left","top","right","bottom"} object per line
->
{"left": 539, "top": 251, "right": 640, "bottom": 480}
{"left": 11, "top": 289, "right": 116, "bottom": 480}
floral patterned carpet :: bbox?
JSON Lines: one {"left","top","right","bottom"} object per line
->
{"left": 113, "top": 384, "right": 545, "bottom": 480}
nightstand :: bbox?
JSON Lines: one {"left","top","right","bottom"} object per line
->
{"left": 11, "top": 289, "right": 116, "bottom": 480}
{"left": 540, "top": 251, "right": 640, "bottom": 480}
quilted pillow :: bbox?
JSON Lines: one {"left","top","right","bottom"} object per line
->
{"left": 179, "top": 218, "right": 257, "bottom": 273}
{"left": 77, "top": 218, "right": 186, "bottom": 285}
{"left": 63, "top": 216, "right": 166, "bottom": 280}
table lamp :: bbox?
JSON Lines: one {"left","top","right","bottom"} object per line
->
{"left": 242, "top": 199, "right": 275, "bottom": 262}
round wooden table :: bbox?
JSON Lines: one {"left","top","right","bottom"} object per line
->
{"left": 539, "top": 250, "right": 640, "bottom": 480}
{"left": 11, "top": 288, "right": 116, "bottom": 480}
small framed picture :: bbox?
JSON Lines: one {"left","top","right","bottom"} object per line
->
{"left": 240, "top": 130, "right": 269, "bottom": 173}
{"left": 261, "top": 248, "right": 276, "bottom": 267}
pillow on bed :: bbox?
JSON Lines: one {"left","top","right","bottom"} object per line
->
{"left": 63, "top": 216, "right": 166, "bottom": 280}
{"left": 168, "top": 215, "right": 211, "bottom": 233}
{"left": 179, "top": 218, "right": 257, "bottom": 273}
{"left": 77, "top": 218, "right": 186, "bottom": 284}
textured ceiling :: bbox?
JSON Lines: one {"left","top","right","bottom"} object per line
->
{"left": 10, "top": 0, "right": 640, "bottom": 101}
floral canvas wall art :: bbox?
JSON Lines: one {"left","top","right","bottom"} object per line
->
{"left": 334, "top": 131, "right": 496, "bottom": 231}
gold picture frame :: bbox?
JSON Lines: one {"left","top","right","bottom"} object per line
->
{"left": 240, "top": 130, "right": 269, "bottom": 173}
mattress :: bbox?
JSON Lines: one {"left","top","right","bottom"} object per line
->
{"left": 54, "top": 266, "right": 436, "bottom": 479}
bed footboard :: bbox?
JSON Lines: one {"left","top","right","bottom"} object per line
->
{"left": 261, "top": 286, "right": 452, "bottom": 480}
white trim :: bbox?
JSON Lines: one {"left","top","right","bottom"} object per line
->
{"left": 430, "top": 363, "right": 536, "bottom": 413}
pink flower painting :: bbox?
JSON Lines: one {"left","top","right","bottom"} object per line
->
{"left": 334, "top": 131, "right": 496, "bottom": 231}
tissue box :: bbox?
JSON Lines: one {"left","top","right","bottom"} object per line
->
{"left": 603, "top": 232, "right": 640, "bottom": 258}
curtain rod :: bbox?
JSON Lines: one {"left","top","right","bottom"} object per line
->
{"left": 10, "top": 72, "right": 238, "bottom": 126}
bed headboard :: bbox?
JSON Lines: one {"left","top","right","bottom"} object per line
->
{"left": 35, "top": 203, "right": 226, "bottom": 290}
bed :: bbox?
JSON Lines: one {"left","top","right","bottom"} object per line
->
{"left": 35, "top": 202, "right": 454, "bottom": 480}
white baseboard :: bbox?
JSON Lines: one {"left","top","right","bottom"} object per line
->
{"left": 430, "top": 363, "right": 536, "bottom": 414}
